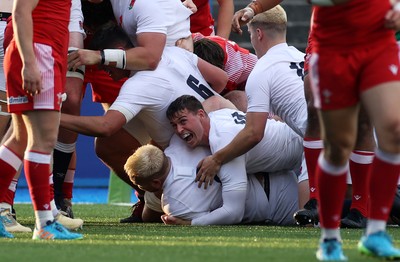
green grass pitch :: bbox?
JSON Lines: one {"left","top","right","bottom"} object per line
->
{"left": 2, "top": 204, "right": 399, "bottom": 261}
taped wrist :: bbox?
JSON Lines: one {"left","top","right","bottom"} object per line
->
{"left": 247, "top": 0, "right": 263, "bottom": 15}
{"left": 242, "top": 7, "right": 255, "bottom": 19}
{"left": 100, "top": 49, "right": 127, "bottom": 69}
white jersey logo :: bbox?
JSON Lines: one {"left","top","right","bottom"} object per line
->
{"left": 389, "top": 64, "right": 398, "bottom": 75}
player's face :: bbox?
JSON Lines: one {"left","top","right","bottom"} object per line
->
{"left": 131, "top": 177, "right": 159, "bottom": 192}
{"left": 169, "top": 109, "right": 205, "bottom": 148}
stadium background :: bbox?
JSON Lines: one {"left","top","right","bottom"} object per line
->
{"left": 16, "top": 0, "right": 311, "bottom": 204}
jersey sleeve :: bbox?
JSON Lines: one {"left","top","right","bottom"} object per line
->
{"left": 246, "top": 67, "right": 271, "bottom": 113}
{"left": 191, "top": 155, "right": 248, "bottom": 225}
{"left": 191, "top": 190, "right": 247, "bottom": 225}
{"left": 134, "top": 0, "right": 168, "bottom": 35}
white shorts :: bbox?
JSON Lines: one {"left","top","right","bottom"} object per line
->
{"left": 267, "top": 170, "right": 299, "bottom": 225}
{"left": 69, "top": 0, "right": 85, "bottom": 37}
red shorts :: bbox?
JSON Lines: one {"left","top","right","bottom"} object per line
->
{"left": 83, "top": 65, "right": 125, "bottom": 104}
{"left": 4, "top": 41, "right": 66, "bottom": 113}
{"left": 309, "top": 41, "right": 400, "bottom": 110}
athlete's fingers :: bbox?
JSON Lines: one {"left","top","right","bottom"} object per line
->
{"left": 161, "top": 215, "right": 168, "bottom": 224}
{"left": 197, "top": 176, "right": 205, "bottom": 189}
{"left": 67, "top": 50, "right": 78, "bottom": 63}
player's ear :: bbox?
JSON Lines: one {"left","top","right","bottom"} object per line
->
{"left": 197, "top": 109, "right": 206, "bottom": 118}
{"left": 151, "top": 179, "right": 163, "bottom": 190}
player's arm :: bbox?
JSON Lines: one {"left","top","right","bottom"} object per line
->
{"left": 192, "top": 158, "right": 248, "bottom": 225}
{"left": 197, "top": 57, "right": 228, "bottom": 94}
{"left": 124, "top": 32, "right": 166, "bottom": 71}
{"left": 196, "top": 112, "right": 268, "bottom": 188}
{"left": 232, "top": 0, "right": 281, "bottom": 35}
{"left": 12, "top": 0, "right": 41, "bottom": 96}
{"left": 60, "top": 110, "right": 126, "bottom": 137}
{"left": 68, "top": 31, "right": 166, "bottom": 72}
{"left": 215, "top": 0, "right": 234, "bottom": 39}
{"left": 385, "top": 0, "right": 400, "bottom": 30}
{"left": 182, "top": 0, "right": 198, "bottom": 13}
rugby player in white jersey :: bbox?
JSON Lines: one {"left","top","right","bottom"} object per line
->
{"left": 194, "top": 5, "right": 309, "bottom": 215}
{"left": 125, "top": 95, "right": 302, "bottom": 225}
{"left": 59, "top": 24, "right": 227, "bottom": 222}
{"left": 195, "top": 6, "right": 308, "bottom": 194}
{"left": 66, "top": 0, "right": 208, "bottom": 222}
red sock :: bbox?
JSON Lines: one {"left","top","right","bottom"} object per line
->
{"left": 317, "top": 154, "right": 348, "bottom": 229}
{"left": 62, "top": 168, "right": 75, "bottom": 199}
{"left": 303, "top": 138, "right": 323, "bottom": 201}
{"left": 0, "top": 146, "right": 22, "bottom": 202}
{"left": 349, "top": 151, "right": 374, "bottom": 216}
{"left": 24, "top": 151, "right": 52, "bottom": 211}
{"left": 49, "top": 173, "right": 55, "bottom": 200}
{"left": 3, "top": 178, "right": 18, "bottom": 206}
{"left": 369, "top": 149, "right": 400, "bottom": 221}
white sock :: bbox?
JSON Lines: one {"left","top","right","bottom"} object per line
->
{"left": 366, "top": 219, "right": 386, "bottom": 235}
{"left": 0, "top": 202, "right": 12, "bottom": 211}
{"left": 50, "top": 199, "right": 59, "bottom": 217}
{"left": 35, "top": 210, "right": 54, "bottom": 229}
{"left": 321, "top": 228, "right": 341, "bottom": 242}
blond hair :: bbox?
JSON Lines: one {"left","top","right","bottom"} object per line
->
{"left": 248, "top": 5, "right": 287, "bottom": 34}
{"left": 124, "top": 144, "right": 165, "bottom": 182}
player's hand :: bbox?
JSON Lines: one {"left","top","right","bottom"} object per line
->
{"left": 161, "top": 215, "right": 191, "bottom": 225}
{"left": 195, "top": 155, "right": 221, "bottom": 189}
{"left": 231, "top": 7, "right": 255, "bottom": 35}
{"left": 68, "top": 49, "right": 101, "bottom": 71}
{"left": 22, "top": 62, "right": 42, "bottom": 96}
{"left": 385, "top": 5, "right": 400, "bottom": 30}
{"left": 182, "top": 0, "right": 197, "bottom": 13}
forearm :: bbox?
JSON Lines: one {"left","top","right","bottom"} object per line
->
{"left": 216, "top": 0, "right": 234, "bottom": 39}
{"left": 191, "top": 190, "right": 246, "bottom": 225}
{"left": 248, "top": 0, "right": 282, "bottom": 15}
{"left": 124, "top": 46, "right": 161, "bottom": 71}
{"left": 60, "top": 114, "right": 113, "bottom": 137}
{"left": 13, "top": 1, "right": 37, "bottom": 65}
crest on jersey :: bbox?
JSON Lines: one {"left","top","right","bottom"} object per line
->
{"left": 129, "top": 0, "right": 135, "bottom": 10}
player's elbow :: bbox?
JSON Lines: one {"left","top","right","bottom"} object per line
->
{"left": 146, "top": 57, "right": 161, "bottom": 70}
{"left": 252, "top": 131, "right": 264, "bottom": 143}
{"left": 247, "top": 128, "right": 264, "bottom": 146}
{"left": 95, "top": 121, "right": 120, "bottom": 137}
{"left": 228, "top": 209, "right": 245, "bottom": 224}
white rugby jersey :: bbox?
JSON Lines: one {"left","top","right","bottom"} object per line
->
{"left": 208, "top": 108, "right": 303, "bottom": 174}
{"left": 161, "top": 108, "right": 303, "bottom": 225}
{"left": 246, "top": 43, "right": 307, "bottom": 137}
{"left": 109, "top": 46, "right": 219, "bottom": 148}
{"left": 110, "top": 0, "right": 192, "bottom": 47}
{"left": 161, "top": 135, "right": 270, "bottom": 225}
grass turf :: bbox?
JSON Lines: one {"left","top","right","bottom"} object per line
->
{"left": 2, "top": 203, "right": 398, "bottom": 261}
